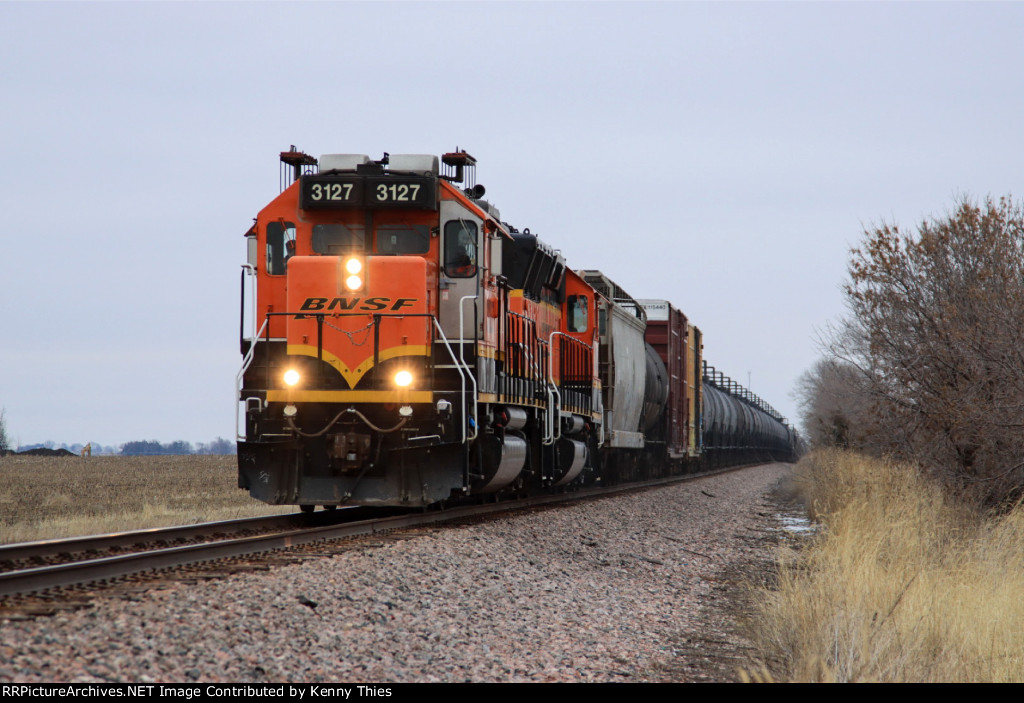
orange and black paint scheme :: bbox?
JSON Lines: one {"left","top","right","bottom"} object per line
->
{"left": 237, "top": 150, "right": 603, "bottom": 507}
{"left": 237, "top": 149, "right": 797, "bottom": 509}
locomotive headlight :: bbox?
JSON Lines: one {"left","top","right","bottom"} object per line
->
{"left": 394, "top": 370, "right": 413, "bottom": 387}
{"left": 343, "top": 256, "right": 364, "bottom": 291}
{"left": 283, "top": 369, "right": 301, "bottom": 387}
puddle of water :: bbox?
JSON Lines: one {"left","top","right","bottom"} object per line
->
{"left": 777, "top": 514, "right": 816, "bottom": 535}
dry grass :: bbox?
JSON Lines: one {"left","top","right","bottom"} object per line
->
{"left": 0, "top": 455, "right": 291, "bottom": 544}
{"left": 752, "top": 448, "right": 1024, "bottom": 682}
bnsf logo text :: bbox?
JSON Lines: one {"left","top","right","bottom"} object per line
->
{"left": 299, "top": 297, "right": 418, "bottom": 312}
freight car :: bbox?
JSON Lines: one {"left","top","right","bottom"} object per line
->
{"left": 236, "top": 148, "right": 796, "bottom": 509}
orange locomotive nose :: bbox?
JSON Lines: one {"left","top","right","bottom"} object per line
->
{"left": 285, "top": 255, "right": 429, "bottom": 389}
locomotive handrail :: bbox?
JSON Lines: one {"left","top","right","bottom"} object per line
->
{"left": 544, "top": 330, "right": 571, "bottom": 446}
{"left": 236, "top": 316, "right": 270, "bottom": 440}
{"left": 459, "top": 295, "right": 480, "bottom": 443}
{"left": 544, "top": 331, "right": 595, "bottom": 446}
{"left": 544, "top": 385, "right": 560, "bottom": 447}
{"left": 432, "top": 315, "right": 476, "bottom": 445}
{"left": 239, "top": 264, "right": 258, "bottom": 353}
{"left": 503, "top": 310, "right": 540, "bottom": 406}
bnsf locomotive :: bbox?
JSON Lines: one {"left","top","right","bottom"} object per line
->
{"left": 236, "top": 148, "right": 796, "bottom": 509}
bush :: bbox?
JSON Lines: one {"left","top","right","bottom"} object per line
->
{"left": 803, "top": 196, "right": 1024, "bottom": 504}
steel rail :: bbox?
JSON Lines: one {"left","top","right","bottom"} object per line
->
{"left": 0, "top": 463, "right": 764, "bottom": 599}
{"left": 0, "top": 510, "right": 368, "bottom": 565}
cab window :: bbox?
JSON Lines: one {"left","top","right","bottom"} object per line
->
{"left": 266, "top": 221, "right": 296, "bottom": 275}
{"left": 444, "top": 220, "right": 477, "bottom": 278}
{"left": 312, "top": 224, "right": 364, "bottom": 254}
{"left": 567, "top": 295, "right": 589, "bottom": 333}
{"left": 376, "top": 224, "right": 430, "bottom": 255}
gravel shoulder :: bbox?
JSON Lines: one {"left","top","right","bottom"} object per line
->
{"left": 0, "top": 463, "right": 792, "bottom": 683}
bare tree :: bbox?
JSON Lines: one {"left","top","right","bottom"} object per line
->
{"left": 0, "top": 408, "right": 9, "bottom": 454}
{"left": 205, "top": 437, "right": 235, "bottom": 455}
{"left": 827, "top": 195, "right": 1024, "bottom": 504}
{"left": 794, "top": 357, "right": 866, "bottom": 449}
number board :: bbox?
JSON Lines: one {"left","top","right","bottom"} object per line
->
{"left": 300, "top": 176, "right": 437, "bottom": 211}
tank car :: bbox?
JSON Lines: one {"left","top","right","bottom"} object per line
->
{"left": 236, "top": 148, "right": 796, "bottom": 509}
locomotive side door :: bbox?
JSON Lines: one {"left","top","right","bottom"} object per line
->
{"left": 438, "top": 199, "right": 483, "bottom": 342}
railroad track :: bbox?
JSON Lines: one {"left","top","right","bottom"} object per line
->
{"left": 0, "top": 466, "right": 750, "bottom": 613}
{"left": 0, "top": 507, "right": 383, "bottom": 571}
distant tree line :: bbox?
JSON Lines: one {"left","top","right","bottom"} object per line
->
{"left": 7, "top": 437, "right": 235, "bottom": 456}
{"left": 119, "top": 438, "right": 235, "bottom": 455}
{"left": 796, "top": 195, "right": 1024, "bottom": 505}
{"left": 0, "top": 407, "right": 236, "bottom": 456}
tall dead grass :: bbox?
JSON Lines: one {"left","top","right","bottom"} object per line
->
{"left": 753, "top": 449, "right": 1024, "bottom": 682}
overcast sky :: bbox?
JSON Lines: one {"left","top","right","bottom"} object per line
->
{"left": 2, "top": 1, "right": 1022, "bottom": 447}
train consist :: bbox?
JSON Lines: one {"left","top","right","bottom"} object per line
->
{"left": 236, "top": 148, "right": 797, "bottom": 509}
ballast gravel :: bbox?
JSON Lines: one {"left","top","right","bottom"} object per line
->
{"left": 0, "top": 463, "right": 790, "bottom": 683}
